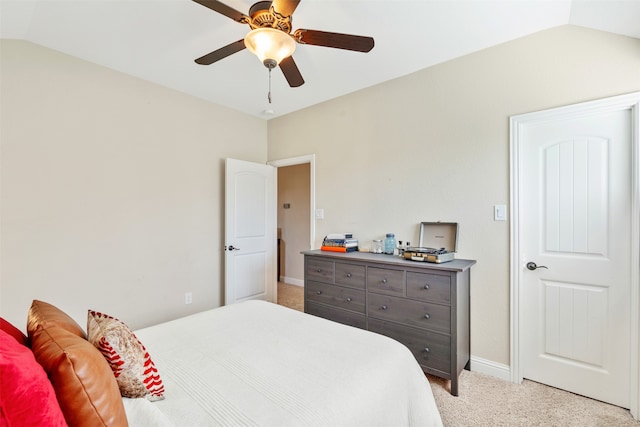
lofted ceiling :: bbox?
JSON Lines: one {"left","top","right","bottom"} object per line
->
{"left": 1, "top": 0, "right": 639, "bottom": 119}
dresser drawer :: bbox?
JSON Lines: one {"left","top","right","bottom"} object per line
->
{"left": 306, "top": 258, "right": 334, "bottom": 283}
{"left": 306, "top": 301, "right": 367, "bottom": 330}
{"left": 335, "top": 262, "right": 365, "bottom": 289}
{"left": 306, "top": 281, "right": 366, "bottom": 314}
{"left": 368, "top": 319, "right": 451, "bottom": 375}
{"left": 367, "top": 293, "right": 450, "bottom": 334}
{"left": 367, "top": 267, "right": 405, "bottom": 296}
{"left": 406, "top": 272, "right": 451, "bottom": 304}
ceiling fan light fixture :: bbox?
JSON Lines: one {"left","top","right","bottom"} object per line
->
{"left": 244, "top": 28, "right": 295, "bottom": 68}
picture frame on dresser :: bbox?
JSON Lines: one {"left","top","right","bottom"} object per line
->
{"left": 303, "top": 249, "right": 476, "bottom": 396}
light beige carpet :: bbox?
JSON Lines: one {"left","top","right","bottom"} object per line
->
{"left": 277, "top": 281, "right": 304, "bottom": 312}
{"left": 428, "top": 370, "right": 638, "bottom": 426}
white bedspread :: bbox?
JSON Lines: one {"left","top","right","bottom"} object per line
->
{"left": 129, "top": 300, "right": 443, "bottom": 427}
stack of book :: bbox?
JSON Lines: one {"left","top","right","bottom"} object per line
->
{"left": 321, "top": 233, "right": 358, "bottom": 252}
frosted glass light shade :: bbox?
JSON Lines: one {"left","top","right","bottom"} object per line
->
{"left": 244, "top": 28, "right": 296, "bottom": 67}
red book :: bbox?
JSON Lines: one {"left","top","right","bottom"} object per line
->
{"left": 321, "top": 245, "right": 357, "bottom": 253}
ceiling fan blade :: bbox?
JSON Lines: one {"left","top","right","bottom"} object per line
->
{"left": 192, "top": 0, "right": 248, "bottom": 23}
{"left": 280, "top": 56, "right": 304, "bottom": 87}
{"left": 294, "top": 29, "right": 374, "bottom": 52}
{"left": 271, "top": 0, "right": 301, "bottom": 16}
{"left": 195, "top": 39, "right": 246, "bottom": 65}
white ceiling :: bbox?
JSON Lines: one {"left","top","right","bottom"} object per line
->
{"left": 2, "top": 0, "right": 639, "bottom": 119}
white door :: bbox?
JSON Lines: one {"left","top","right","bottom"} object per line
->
{"left": 516, "top": 98, "right": 636, "bottom": 408}
{"left": 225, "top": 158, "right": 276, "bottom": 305}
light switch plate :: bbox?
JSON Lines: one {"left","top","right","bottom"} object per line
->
{"left": 494, "top": 205, "right": 507, "bottom": 221}
{"left": 315, "top": 208, "right": 324, "bottom": 220}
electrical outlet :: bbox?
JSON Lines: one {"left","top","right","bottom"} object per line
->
{"left": 184, "top": 292, "right": 193, "bottom": 305}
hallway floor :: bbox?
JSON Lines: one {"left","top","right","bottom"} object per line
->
{"left": 277, "top": 282, "right": 304, "bottom": 312}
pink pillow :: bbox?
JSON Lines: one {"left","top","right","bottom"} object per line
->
{"left": 0, "top": 318, "right": 28, "bottom": 346}
{"left": 87, "top": 310, "right": 165, "bottom": 401}
{"left": 0, "top": 330, "right": 68, "bottom": 426}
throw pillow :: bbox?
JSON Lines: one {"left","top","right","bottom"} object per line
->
{"left": 0, "top": 329, "right": 68, "bottom": 427}
{"left": 87, "top": 310, "right": 165, "bottom": 401}
{"left": 0, "top": 317, "right": 28, "bottom": 346}
{"left": 28, "top": 299, "right": 86, "bottom": 338}
{"left": 28, "top": 301, "right": 128, "bottom": 427}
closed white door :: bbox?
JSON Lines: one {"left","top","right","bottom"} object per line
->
{"left": 518, "top": 103, "right": 633, "bottom": 407}
{"left": 224, "top": 158, "right": 276, "bottom": 305}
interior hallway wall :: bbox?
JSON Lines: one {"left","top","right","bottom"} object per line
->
{"left": 277, "top": 163, "right": 310, "bottom": 286}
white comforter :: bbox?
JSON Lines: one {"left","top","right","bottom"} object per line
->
{"left": 125, "top": 300, "right": 443, "bottom": 427}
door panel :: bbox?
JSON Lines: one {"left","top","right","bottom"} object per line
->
{"left": 225, "top": 158, "right": 276, "bottom": 305}
{"left": 543, "top": 280, "right": 606, "bottom": 367}
{"left": 519, "top": 107, "right": 632, "bottom": 408}
{"left": 543, "top": 138, "right": 608, "bottom": 255}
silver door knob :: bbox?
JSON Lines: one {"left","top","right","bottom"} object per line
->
{"left": 526, "top": 262, "right": 548, "bottom": 271}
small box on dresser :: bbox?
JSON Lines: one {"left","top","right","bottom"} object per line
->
{"left": 303, "top": 249, "right": 476, "bottom": 396}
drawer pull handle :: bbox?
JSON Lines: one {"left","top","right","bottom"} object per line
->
{"left": 346, "top": 297, "right": 352, "bottom": 302}
{"left": 381, "top": 278, "right": 388, "bottom": 284}
{"left": 316, "top": 268, "right": 322, "bottom": 272}
{"left": 346, "top": 273, "right": 352, "bottom": 278}
{"left": 424, "top": 313, "right": 430, "bottom": 319}
{"left": 424, "top": 284, "right": 430, "bottom": 290}
{"left": 381, "top": 305, "right": 388, "bottom": 310}
{"left": 316, "top": 291, "right": 322, "bottom": 295}
{"left": 423, "top": 347, "right": 430, "bottom": 353}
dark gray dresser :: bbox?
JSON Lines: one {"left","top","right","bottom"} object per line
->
{"left": 303, "top": 249, "right": 475, "bottom": 396}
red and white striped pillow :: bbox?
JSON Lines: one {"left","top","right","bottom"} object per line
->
{"left": 87, "top": 310, "right": 165, "bottom": 401}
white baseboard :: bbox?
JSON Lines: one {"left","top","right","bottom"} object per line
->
{"left": 279, "top": 277, "right": 304, "bottom": 287}
{"left": 469, "top": 355, "right": 511, "bottom": 382}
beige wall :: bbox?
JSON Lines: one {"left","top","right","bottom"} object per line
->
{"left": 277, "top": 163, "right": 310, "bottom": 284}
{"left": 0, "top": 40, "right": 267, "bottom": 331}
{"left": 2, "top": 25, "right": 639, "bottom": 370}
{"left": 267, "top": 25, "right": 640, "bottom": 365}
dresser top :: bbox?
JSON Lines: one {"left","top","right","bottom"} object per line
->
{"left": 302, "top": 249, "right": 476, "bottom": 272}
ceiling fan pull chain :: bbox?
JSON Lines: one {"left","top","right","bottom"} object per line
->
{"left": 268, "top": 67, "right": 272, "bottom": 104}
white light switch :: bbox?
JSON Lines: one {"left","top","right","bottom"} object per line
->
{"left": 315, "top": 208, "right": 324, "bottom": 220}
{"left": 494, "top": 205, "right": 507, "bottom": 221}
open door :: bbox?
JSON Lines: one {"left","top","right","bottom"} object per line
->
{"left": 225, "top": 158, "right": 277, "bottom": 305}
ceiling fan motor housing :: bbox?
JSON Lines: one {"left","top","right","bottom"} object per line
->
{"left": 248, "top": 1, "right": 292, "bottom": 33}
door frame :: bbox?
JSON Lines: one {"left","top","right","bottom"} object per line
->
{"left": 509, "top": 92, "right": 640, "bottom": 418}
{"left": 268, "top": 154, "right": 316, "bottom": 251}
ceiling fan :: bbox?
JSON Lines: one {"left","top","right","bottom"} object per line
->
{"left": 192, "top": 0, "right": 375, "bottom": 89}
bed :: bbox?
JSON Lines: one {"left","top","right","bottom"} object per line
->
{"left": 1, "top": 299, "right": 443, "bottom": 427}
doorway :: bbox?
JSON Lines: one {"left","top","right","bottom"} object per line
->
{"left": 510, "top": 92, "right": 640, "bottom": 418}
{"left": 269, "top": 155, "right": 315, "bottom": 311}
